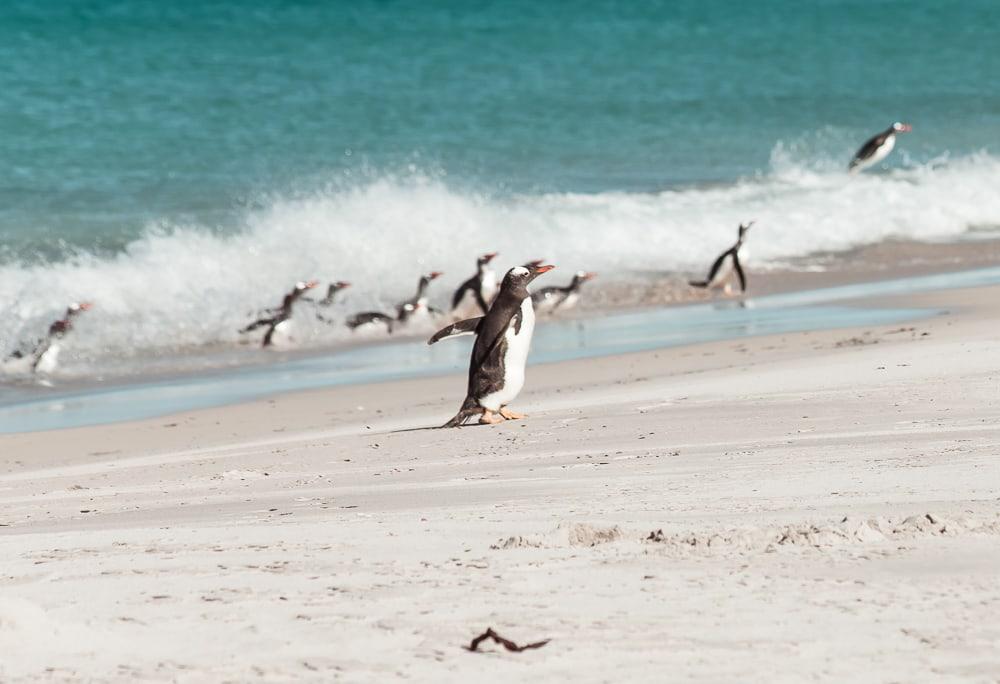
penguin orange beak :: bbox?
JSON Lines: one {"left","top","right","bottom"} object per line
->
{"left": 337, "top": 281, "right": 351, "bottom": 288}
{"left": 483, "top": 252, "right": 499, "bottom": 262}
{"left": 79, "top": 302, "right": 94, "bottom": 311}
{"left": 305, "top": 280, "right": 319, "bottom": 289}
{"left": 900, "top": 123, "right": 912, "bottom": 132}
{"left": 532, "top": 264, "right": 556, "bottom": 275}
{"left": 429, "top": 271, "right": 443, "bottom": 279}
{"left": 582, "top": 271, "right": 597, "bottom": 280}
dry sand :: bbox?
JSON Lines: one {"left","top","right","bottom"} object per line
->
{"left": 2, "top": 281, "right": 1000, "bottom": 682}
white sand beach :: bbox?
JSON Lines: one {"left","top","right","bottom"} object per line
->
{"left": 2, "top": 279, "right": 999, "bottom": 682}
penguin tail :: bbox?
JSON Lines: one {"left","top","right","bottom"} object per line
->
{"left": 440, "top": 397, "right": 480, "bottom": 428}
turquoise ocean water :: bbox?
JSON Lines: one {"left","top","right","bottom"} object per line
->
{"left": 1, "top": 0, "right": 999, "bottom": 382}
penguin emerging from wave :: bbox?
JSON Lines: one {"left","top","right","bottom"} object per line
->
{"left": 347, "top": 271, "right": 443, "bottom": 333}
{"left": 849, "top": 122, "right": 912, "bottom": 173}
{"left": 240, "top": 280, "right": 318, "bottom": 347}
{"left": 319, "top": 281, "right": 351, "bottom": 307}
{"left": 689, "top": 221, "right": 754, "bottom": 296}
{"left": 6, "top": 301, "right": 93, "bottom": 374}
{"left": 316, "top": 280, "right": 351, "bottom": 324}
{"left": 429, "top": 263, "right": 555, "bottom": 427}
{"left": 532, "top": 271, "right": 597, "bottom": 315}
{"left": 451, "top": 252, "right": 499, "bottom": 319}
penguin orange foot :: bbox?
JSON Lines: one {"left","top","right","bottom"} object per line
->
{"left": 499, "top": 407, "right": 526, "bottom": 420}
{"left": 480, "top": 410, "right": 505, "bottom": 425}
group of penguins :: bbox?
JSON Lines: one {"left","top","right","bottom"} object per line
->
{"left": 7, "top": 121, "right": 911, "bottom": 424}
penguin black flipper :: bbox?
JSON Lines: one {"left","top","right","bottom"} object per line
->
{"left": 849, "top": 132, "right": 889, "bottom": 171}
{"left": 733, "top": 254, "right": 747, "bottom": 293}
{"left": 690, "top": 250, "right": 730, "bottom": 288}
{"left": 428, "top": 317, "right": 484, "bottom": 345}
{"left": 451, "top": 276, "right": 478, "bottom": 310}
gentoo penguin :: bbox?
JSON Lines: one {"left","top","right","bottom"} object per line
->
{"left": 346, "top": 271, "right": 443, "bottom": 333}
{"left": 319, "top": 281, "right": 351, "bottom": 307}
{"left": 429, "top": 263, "right": 555, "bottom": 427}
{"left": 14, "top": 301, "right": 94, "bottom": 374}
{"left": 451, "top": 252, "right": 499, "bottom": 319}
{"left": 316, "top": 280, "right": 351, "bottom": 324}
{"left": 849, "top": 122, "right": 912, "bottom": 173}
{"left": 394, "top": 271, "right": 444, "bottom": 325}
{"left": 240, "top": 280, "right": 318, "bottom": 347}
{"left": 689, "top": 222, "right": 754, "bottom": 295}
{"left": 532, "top": 271, "right": 597, "bottom": 315}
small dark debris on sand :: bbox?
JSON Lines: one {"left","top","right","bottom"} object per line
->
{"left": 466, "top": 627, "right": 550, "bottom": 653}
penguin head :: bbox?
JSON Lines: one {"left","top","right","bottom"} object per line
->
{"left": 68, "top": 301, "right": 93, "bottom": 316}
{"left": 738, "top": 220, "right": 755, "bottom": 241}
{"left": 503, "top": 263, "right": 555, "bottom": 296}
{"left": 571, "top": 271, "right": 597, "bottom": 287}
{"left": 331, "top": 280, "right": 351, "bottom": 291}
{"left": 477, "top": 252, "right": 499, "bottom": 268}
{"left": 891, "top": 122, "right": 912, "bottom": 133}
{"left": 295, "top": 280, "right": 319, "bottom": 291}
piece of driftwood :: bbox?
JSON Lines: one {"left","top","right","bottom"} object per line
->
{"left": 466, "top": 628, "right": 550, "bottom": 653}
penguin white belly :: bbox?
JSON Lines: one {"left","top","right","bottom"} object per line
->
{"left": 269, "top": 320, "right": 295, "bottom": 347}
{"left": 479, "top": 299, "right": 536, "bottom": 411}
{"left": 34, "top": 343, "right": 61, "bottom": 374}
{"left": 708, "top": 255, "right": 735, "bottom": 289}
{"left": 481, "top": 272, "right": 499, "bottom": 305}
{"left": 857, "top": 136, "right": 895, "bottom": 171}
{"left": 557, "top": 292, "right": 580, "bottom": 311}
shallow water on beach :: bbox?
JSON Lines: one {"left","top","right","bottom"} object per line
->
{"left": 8, "top": 266, "right": 1000, "bottom": 433}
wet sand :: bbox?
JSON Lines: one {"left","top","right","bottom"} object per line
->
{"left": 1, "top": 275, "right": 1000, "bottom": 681}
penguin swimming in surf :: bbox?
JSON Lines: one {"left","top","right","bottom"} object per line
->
{"left": 319, "top": 281, "right": 351, "bottom": 307}
{"left": 240, "top": 280, "right": 318, "bottom": 347}
{"left": 689, "top": 222, "right": 754, "bottom": 296}
{"left": 346, "top": 271, "right": 443, "bottom": 333}
{"left": 849, "top": 122, "right": 912, "bottom": 173}
{"left": 7, "top": 301, "right": 93, "bottom": 374}
{"left": 451, "top": 252, "right": 499, "bottom": 319}
{"left": 316, "top": 280, "right": 351, "bottom": 324}
{"left": 532, "top": 271, "right": 597, "bottom": 315}
{"left": 429, "top": 263, "right": 555, "bottom": 427}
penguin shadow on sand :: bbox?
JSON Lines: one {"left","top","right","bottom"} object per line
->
{"left": 396, "top": 263, "right": 557, "bottom": 431}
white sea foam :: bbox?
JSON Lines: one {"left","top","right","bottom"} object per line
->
{"left": 1, "top": 152, "right": 999, "bottom": 376}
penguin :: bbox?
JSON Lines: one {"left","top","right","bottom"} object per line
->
{"left": 319, "top": 281, "right": 351, "bottom": 307}
{"left": 429, "top": 263, "right": 555, "bottom": 427}
{"left": 849, "top": 122, "right": 912, "bottom": 173}
{"left": 532, "top": 271, "right": 597, "bottom": 315}
{"left": 316, "top": 280, "right": 351, "bottom": 324}
{"left": 689, "top": 221, "right": 754, "bottom": 295}
{"left": 451, "top": 252, "right": 499, "bottom": 319}
{"left": 394, "top": 271, "right": 444, "bottom": 326}
{"left": 346, "top": 271, "right": 443, "bottom": 333}
{"left": 240, "top": 280, "right": 318, "bottom": 347}
{"left": 6, "top": 301, "right": 94, "bottom": 374}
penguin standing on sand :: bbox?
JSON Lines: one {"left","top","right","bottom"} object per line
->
{"left": 7, "top": 301, "right": 93, "bottom": 374}
{"left": 240, "top": 280, "right": 318, "bottom": 347}
{"left": 532, "top": 271, "right": 597, "bottom": 315}
{"left": 429, "top": 263, "right": 555, "bottom": 427}
{"left": 849, "top": 122, "right": 912, "bottom": 173}
{"left": 689, "top": 222, "right": 754, "bottom": 296}
{"left": 451, "top": 252, "right": 499, "bottom": 319}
